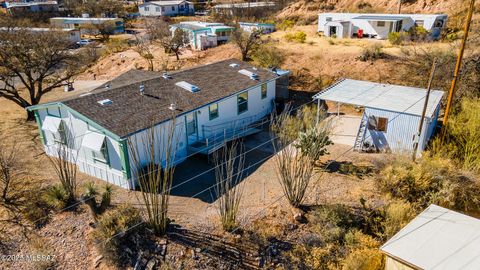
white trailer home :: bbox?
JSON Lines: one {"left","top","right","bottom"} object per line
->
{"left": 381, "top": 204, "right": 480, "bottom": 270}
{"left": 313, "top": 79, "right": 444, "bottom": 155}
{"left": 170, "top": 21, "right": 235, "bottom": 50}
{"left": 27, "top": 59, "right": 289, "bottom": 189}
{"left": 318, "top": 13, "right": 448, "bottom": 39}
{"left": 139, "top": 0, "right": 194, "bottom": 17}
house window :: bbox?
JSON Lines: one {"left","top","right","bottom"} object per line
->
{"left": 144, "top": 6, "right": 149, "bottom": 11}
{"left": 367, "top": 116, "right": 388, "bottom": 132}
{"left": 47, "top": 107, "right": 61, "bottom": 117}
{"left": 209, "top": 103, "right": 219, "bottom": 120}
{"left": 377, "top": 21, "right": 386, "bottom": 27}
{"left": 93, "top": 140, "right": 109, "bottom": 165}
{"left": 415, "top": 20, "right": 425, "bottom": 27}
{"left": 186, "top": 114, "right": 196, "bottom": 136}
{"left": 55, "top": 120, "right": 68, "bottom": 145}
{"left": 161, "top": 6, "right": 165, "bottom": 12}
{"left": 326, "top": 17, "right": 332, "bottom": 22}
{"left": 261, "top": 83, "right": 267, "bottom": 99}
{"left": 237, "top": 92, "right": 248, "bottom": 114}
{"left": 171, "top": 6, "right": 175, "bottom": 11}
{"left": 156, "top": 7, "right": 160, "bottom": 12}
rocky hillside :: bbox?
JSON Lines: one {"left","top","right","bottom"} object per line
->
{"left": 276, "top": 0, "right": 478, "bottom": 25}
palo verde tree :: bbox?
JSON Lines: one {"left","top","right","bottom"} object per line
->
{"left": 231, "top": 27, "right": 262, "bottom": 61}
{"left": 0, "top": 22, "right": 92, "bottom": 121}
{"left": 129, "top": 117, "right": 180, "bottom": 236}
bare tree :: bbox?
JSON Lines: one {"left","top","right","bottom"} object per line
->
{"left": 144, "top": 19, "right": 188, "bottom": 61}
{"left": 134, "top": 35, "right": 156, "bottom": 71}
{"left": 213, "top": 141, "right": 245, "bottom": 232}
{"left": 129, "top": 117, "right": 179, "bottom": 236}
{"left": 231, "top": 27, "right": 262, "bottom": 61}
{"left": 0, "top": 135, "right": 19, "bottom": 204}
{"left": 271, "top": 110, "right": 315, "bottom": 208}
{"left": 63, "top": 0, "right": 125, "bottom": 17}
{"left": 0, "top": 23, "right": 92, "bottom": 120}
{"left": 47, "top": 121, "right": 78, "bottom": 204}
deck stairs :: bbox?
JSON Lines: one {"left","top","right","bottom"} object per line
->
{"left": 353, "top": 113, "right": 368, "bottom": 152}
{"left": 188, "top": 112, "right": 270, "bottom": 155}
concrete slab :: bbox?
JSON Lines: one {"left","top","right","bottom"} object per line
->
{"left": 328, "top": 115, "right": 361, "bottom": 146}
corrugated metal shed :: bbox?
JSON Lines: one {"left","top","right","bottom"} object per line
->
{"left": 313, "top": 79, "right": 444, "bottom": 117}
{"left": 381, "top": 204, "right": 480, "bottom": 270}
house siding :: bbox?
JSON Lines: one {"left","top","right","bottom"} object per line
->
{"left": 37, "top": 105, "right": 130, "bottom": 189}
{"left": 363, "top": 107, "right": 435, "bottom": 155}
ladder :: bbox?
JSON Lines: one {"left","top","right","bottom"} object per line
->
{"left": 353, "top": 113, "right": 368, "bottom": 152}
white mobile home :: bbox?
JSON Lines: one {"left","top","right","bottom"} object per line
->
{"left": 28, "top": 60, "right": 289, "bottom": 189}
{"left": 170, "top": 21, "right": 235, "bottom": 50}
{"left": 381, "top": 204, "right": 480, "bottom": 270}
{"left": 50, "top": 17, "right": 125, "bottom": 34}
{"left": 239, "top": 22, "right": 275, "bottom": 34}
{"left": 318, "top": 13, "right": 448, "bottom": 39}
{"left": 313, "top": 79, "right": 444, "bottom": 155}
{"left": 139, "top": 0, "right": 194, "bottom": 17}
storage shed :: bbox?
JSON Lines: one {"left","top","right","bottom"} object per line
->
{"left": 313, "top": 79, "right": 444, "bottom": 155}
{"left": 381, "top": 204, "right": 480, "bottom": 270}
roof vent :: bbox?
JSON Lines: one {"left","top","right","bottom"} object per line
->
{"left": 98, "top": 99, "right": 112, "bottom": 106}
{"left": 139, "top": 83, "right": 145, "bottom": 95}
{"left": 168, "top": 103, "right": 177, "bottom": 111}
{"left": 229, "top": 63, "right": 240, "bottom": 68}
{"left": 238, "top": 69, "right": 259, "bottom": 80}
{"left": 105, "top": 83, "right": 111, "bottom": 89}
{"left": 162, "top": 72, "right": 172, "bottom": 79}
{"left": 175, "top": 81, "right": 200, "bottom": 93}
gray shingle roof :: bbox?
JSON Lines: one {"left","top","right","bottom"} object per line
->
{"left": 63, "top": 59, "right": 277, "bottom": 138}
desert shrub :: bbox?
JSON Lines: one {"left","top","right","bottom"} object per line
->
{"left": 93, "top": 204, "right": 143, "bottom": 265}
{"left": 284, "top": 31, "right": 307, "bottom": 43}
{"left": 378, "top": 155, "right": 480, "bottom": 214}
{"left": 82, "top": 182, "right": 114, "bottom": 221}
{"left": 105, "top": 38, "right": 130, "bottom": 54}
{"left": 252, "top": 45, "right": 285, "bottom": 68}
{"left": 342, "top": 247, "right": 383, "bottom": 270}
{"left": 409, "top": 26, "right": 429, "bottom": 41}
{"left": 277, "top": 19, "right": 295, "bottom": 30}
{"left": 431, "top": 98, "right": 480, "bottom": 172}
{"left": 288, "top": 243, "right": 341, "bottom": 270}
{"left": 23, "top": 189, "right": 51, "bottom": 228}
{"left": 271, "top": 104, "right": 318, "bottom": 142}
{"left": 387, "top": 32, "right": 404, "bottom": 45}
{"left": 44, "top": 184, "right": 69, "bottom": 210}
{"left": 380, "top": 200, "right": 416, "bottom": 239}
{"left": 358, "top": 43, "right": 384, "bottom": 61}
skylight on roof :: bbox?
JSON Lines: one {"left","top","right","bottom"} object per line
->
{"left": 97, "top": 99, "right": 112, "bottom": 106}
{"left": 175, "top": 81, "right": 200, "bottom": 93}
{"left": 238, "top": 69, "right": 259, "bottom": 80}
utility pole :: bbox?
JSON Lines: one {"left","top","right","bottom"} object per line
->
{"left": 412, "top": 58, "right": 437, "bottom": 161}
{"left": 442, "top": 0, "right": 476, "bottom": 127}
{"left": 398, "top": 0, "right": 402, "bottom": 14}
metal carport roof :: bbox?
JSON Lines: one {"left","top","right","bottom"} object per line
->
{"left": 313, "top": 79, "right": 444, "bottom": 117}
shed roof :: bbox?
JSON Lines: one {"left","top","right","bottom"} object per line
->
{"left": 313, "top": 79, "right": 444, "bottom": 117}
{"left": 381, "top": 204, "right": 480, "bottom": 270}
{"left": 352, "top": 15, "right": 409, "bottom": 21}
{"left": 30, "top": 59, "right": 278, "bottom": 138}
